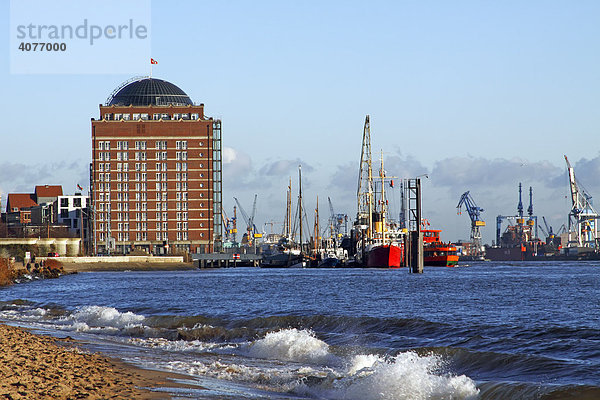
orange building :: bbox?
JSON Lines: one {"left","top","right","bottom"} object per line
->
{"left": 91, "top": 77, "right": 222, "bottom": 255}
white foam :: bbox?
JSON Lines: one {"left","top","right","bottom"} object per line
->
{"left": 69, "top": 305, "right": 145, "bottom": 329}
{"left": 129, "top": 337, "right": 233, "bottom": 353}
{"left": 316, "top": 352, "right": 479, "bottom": 400}
{"left": 247, "top": 328, "right": 332, "bottom": 364}
{"left": 166, "top": 359, "right": 327, "bottom": 392}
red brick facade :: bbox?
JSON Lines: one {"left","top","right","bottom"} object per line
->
{"left": 91, "top": 104, "right": 222, "bottom": 255}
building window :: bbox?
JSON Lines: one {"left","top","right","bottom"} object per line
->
{"left": 60, "top": 198, "right": 69, "bottom": 207}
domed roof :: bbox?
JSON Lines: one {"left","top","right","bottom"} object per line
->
{"left": 107, "top": 77, "right": 193, "bottom": 106}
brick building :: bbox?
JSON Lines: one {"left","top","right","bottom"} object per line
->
{"left": 91, "top": 77, "right": 222, "bottom": 255}
{"left": 5, "top": 185, "right": 63, "bottom": 226}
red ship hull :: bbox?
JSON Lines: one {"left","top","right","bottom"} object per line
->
{"left": 367, "top": 245, "right": 403, "bottom": 268}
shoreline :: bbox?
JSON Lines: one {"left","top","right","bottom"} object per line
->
{"left": 0, "top": 323, "right": 202, "bottom": 399}
{"left": 60, "top": 261, "right": 196, "bottom": 273}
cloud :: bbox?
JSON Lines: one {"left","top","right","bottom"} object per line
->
{"left": 0, "top": 160, "right": 89, "bottom": 209}
{"left": 329, "top": 161, "right": 358, "bottom": 194}
{"left": 222, "top": 146, "right": 252, "bottom": 181}
{"left": 259, "top": 159, "right": 313, "bottom": 176}
{"left": 430, "top": 156, "right": 563, "bottom": 190}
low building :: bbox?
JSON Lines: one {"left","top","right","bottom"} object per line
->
{"left": 34, "top": 185, "right": 63, "bottom": 206}
{"left": 6, "top": 193, "right": 37, "bottom": 225}
{"left": 55, "top": 194, "right": 90, "bottom": 240}
{"left": 5, "top": 185, "right": 63, "bottom": 227}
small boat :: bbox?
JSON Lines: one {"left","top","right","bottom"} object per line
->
{"left": 423, "top": 229, "right": 459, "bottom": 266}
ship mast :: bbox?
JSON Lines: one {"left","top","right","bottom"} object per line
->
{"left": 298, "top": 165, "right": 303, "bottom": 255}
{"left": 380, "top": 150, "right": 386, "bottom": 244}
{"left": 357, "top": 115, "right": 374, "bottom": 241}
{"left": 283, "top": 177, "right": 292, "bottom": 240}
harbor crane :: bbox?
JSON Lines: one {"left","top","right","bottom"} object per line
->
{"left": 564, "top": 155, "right": 599, "bottom": 248}
{"left": 496, "top": 184, "right": 538, "bottom": 248}
{"left": 220, "top": 205, "right": 238, "bottom": 244}
{"left": 456, "top": 191, "right": 485, "bottom": 255}
{"left": 327, "top": 197, "right": 347, "bottom": 240}
{"left": 234, "top": 195, "right": 258, "bottom": 247}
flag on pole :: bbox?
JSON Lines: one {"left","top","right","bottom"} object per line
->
{"left": 151, "top": 58, "right": 158, "bottom": 64}
{"left": 77, "top": 184, "right": 83, "bottom": 190}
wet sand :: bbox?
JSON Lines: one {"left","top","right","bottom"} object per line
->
{"left": 0, "top": 324, "right": 200, "bottom": 399}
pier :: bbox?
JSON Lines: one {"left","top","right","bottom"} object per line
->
{"left": 192, "top": 253, "right": 262, "bottom": 268}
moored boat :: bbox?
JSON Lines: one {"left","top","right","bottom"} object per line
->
{"left": 423, "top": 229, "right": 459, "bottom": 266}
{"left": 366, "top": 243, "right": 403, "bottom": 268}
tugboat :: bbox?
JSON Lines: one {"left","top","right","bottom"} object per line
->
{"left": 422, "top": 227, "right": 459, "bottom": 266}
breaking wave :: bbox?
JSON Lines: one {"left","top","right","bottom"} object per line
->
{"left": 247, "top": 328, "right": 333, "bottom": 364}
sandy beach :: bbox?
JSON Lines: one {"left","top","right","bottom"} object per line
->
{"left": 0, "top": 324, "right": 198, "bottom": 399}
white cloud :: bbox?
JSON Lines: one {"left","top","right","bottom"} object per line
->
{"left": 0, "top": 160, "right": 88, "bottom": 209}
{"left": 259, "top": 159, "right": 313, "bottom": 177}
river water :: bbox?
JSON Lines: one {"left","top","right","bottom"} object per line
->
{"left": 1, "top": 261, "right": 598, "bottom": 399}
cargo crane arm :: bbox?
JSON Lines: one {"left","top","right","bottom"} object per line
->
{"left": 457, "top": 191, "right": 485, "bottom": 225}
{"left": 565, "top": 155, "right": 597, "bottom": 215}
{"left": 564, "top": 155, "right": 599, "bottom": 247}
{"left": 457, "top": 191, "right": 485, "bottom": 256}
{"left": 234, "top": 195, "right": 258, "bottom": 245}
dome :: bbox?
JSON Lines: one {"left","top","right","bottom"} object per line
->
{"left": 107, "top": 77, "right": 193, "bottom": 106}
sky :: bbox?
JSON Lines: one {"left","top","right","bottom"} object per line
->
{"left": 1, "top": 0, "right": 599, "bottom": 244}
